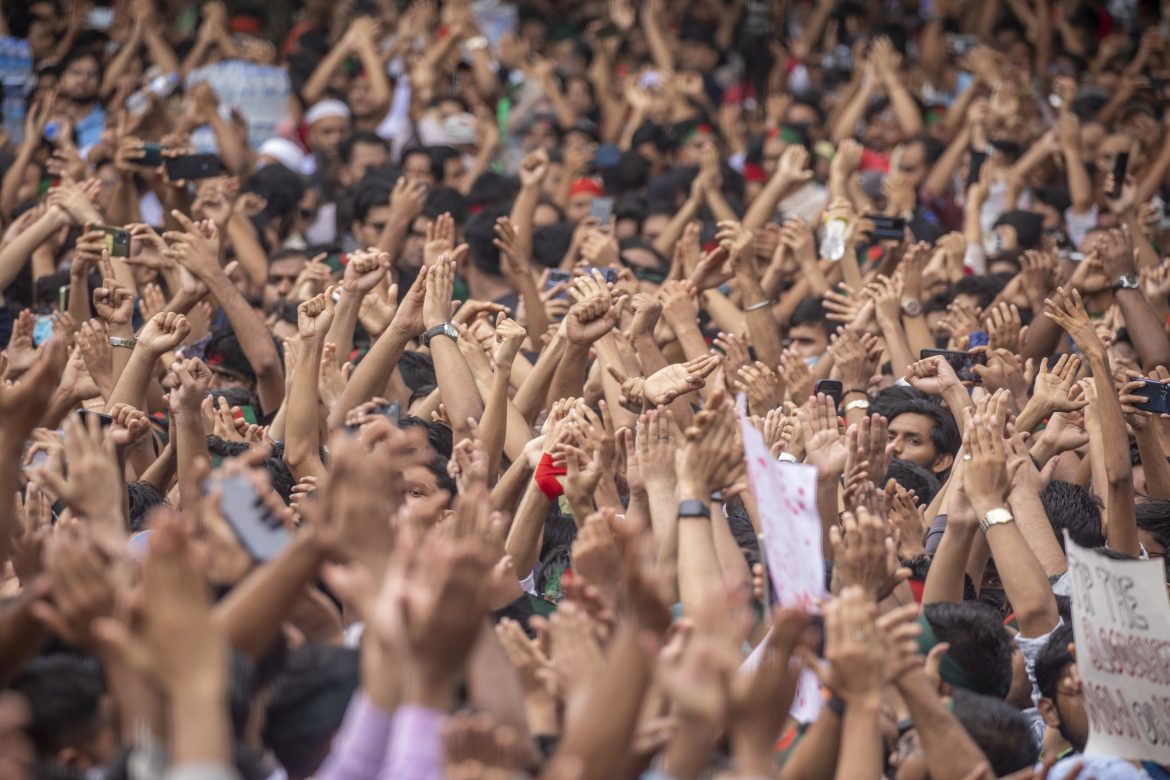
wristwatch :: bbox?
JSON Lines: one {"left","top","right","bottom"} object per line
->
{"left": 677, "top": 499, "right": 711, "bottom": 519}
{"left": 901, "top": 298, "right": 923, "bottom": 317}
{"left": 1114, "top": 274, "right": 1140, "bottom": 292}
{"left": 420, "top": 322, "right": 458, "bottom": 347}
{"left": 979, "top": 507, "right": 1015, "bottom": 534}
{"left": 108, "top": 336, "right": 136, "bottom": 349}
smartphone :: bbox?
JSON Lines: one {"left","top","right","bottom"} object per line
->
{"left": 866, "top": 214, "right": 906, "bottom": 242}
{"left": 95, "top": 224, "right": 131, "bottom": 258}
{"left": 1131, "top": 380, "right": 1170, "bottom": 414}
{"left": 920, "top": 349, "right": 987, "bottom": 384}
{"left": 585, "top": 266, "right": 619, "bottom": 285}
{"left": 545, "top": 268, "right": 571, "bottom": 301}
{"left": 77, "top": 408, "right": 115, "bottom": 428}
{"left": 164, "top": 153, "right": 223, "bottom": 181}
{"left": 1110, "top": 151, "right": 1129, "bottom": 199}
{"left": 589, "top": 196, "right": 614, "bottom": 224}
{"left": 815, "top": 379, "right": 844, "bottom": 409}
{"left": 967, "top": 151, "right": 987, "bottom": 189}
{"left": 140, "top": 143, "right": 164, "bottom": 168}
{"left": 344, "top": 400, "right": 401, "bottom": 433}
{"left": 209, "top": 473, "right": 289, "bottom": 562}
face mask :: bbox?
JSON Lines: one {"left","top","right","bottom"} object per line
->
{"left": 32, "top": 315, "right": 54, "bottom": 346}
{"left": 979, "top": 586, "right": 1010, "bottom": 616}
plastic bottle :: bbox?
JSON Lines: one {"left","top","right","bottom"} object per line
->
{"left": 820, "top": 216, "right": 848, "bottom": 261}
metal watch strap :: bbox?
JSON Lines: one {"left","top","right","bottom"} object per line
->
{"left": 108, "top": 336, "right": 136, "bottom": 349}
{"left": 677, "top": 499, "right": 711, "bottom": 519}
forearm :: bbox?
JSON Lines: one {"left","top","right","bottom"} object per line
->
{"left": 922, "top": 521, "right": 976, "bottom": 604}
{"left": 325, "top": 293, "right": 362, "bottom": 368}
{"left": 817, "top": 476, "right": 840, "bottom": 560}
{"left": 504, "top": 481, "right": 551, "bottom": 578}
{"left": 834, "top": 699, "right": 882, "bottom": 780}
{"left": 142, "top": 28, "right": 180, "bottom": 74}
{"left": 490, "top": 456, "right": 532, "bottom": 514}
{"left": 106, "top": 175, "right": 142, "bottom": 227}
{"left": 738, "top": 277, "right": 784, "bottom": 367}
{"left": 330, "top": 326, "right": 411, "bottom": 429}
{"left": 1088, "top": 351, "right": 1139, "bottom": 554}
{"left": 651, "top": 196, "right": 702, "bottom": 259}
{"left": 430, "top": 338, "right": 484, "bottom": 441}
{"left": 301, "top": 46, "right": 351, "bottom": 105}
{"left": 744, "top": 174, "right": 798, "bottom": 231}
{"left": 830, "top": 86, "right": 872, "bottom": 145}
{"left": 0, "top": 209, "right": 71, "bottom": 291}
{"left": 776, "top": 707, "right": 841, "bottom": 780}
{"left": 206, "top": 274, "right": 283, "bottom": 412}
{"left": 285, "top": 339, "right": 327, "bottom": 480}
{"left": 167, "top": 687, "right": 232, "bottom": 768}
{"left": 885, "top": 81, "right": 925, "bottom": 137}
{"left": 480, "top": 366, "right": 511, "bottom": 483}
{"left": 1115, "top": 288, "right": 1170, "bottom": 370}
{"left": 1062, "top": 144, "right": 1093, "bottom": 213}
{"left": 1135, "top": 426, "right": 1170, "bottom": 500}
{"left": 105, "top": 348, "right": 160, "bottom": 414}
{"left": 224, "top": 215, "right": 268, "bottom": 290}
{"left": 875, "top": 313, "right": 916, "bottom": 377}
{"left": 212, "top": 533, "right": 325, "bottom": 659}
{"left": 174, "top": 409, "right": 209, "bottom": 511}
{"left": 896, "top": 672, "right": 990, "bottom": 779}
{"left": 0, "top": 148, "right": 33, "bottom": 218}
{"left": 546, "top": 343, "right": 591, "bottom": 410}
{"left": 68, "top": 269, "right": 93, "bottom": 327}
{"left": 698, "top": 289, "right": 747, "bottom": 338}
{"left": 139, "top": 443, "right": 176, "bottom": 494}
{"left": 981, "top": 521, "right": 1060, "bottom": 636}
{"left": 514, "top": 332, "right": 565, "bottom": 423}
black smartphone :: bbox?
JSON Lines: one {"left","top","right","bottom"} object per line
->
{"left": 1132, "top": 380, "right": 1170, "bottom": 414}
{"left": 586, "top": 266, "right": 619, "bottom": 285}
{"left": 967, "top": 151, "right": 987, "bottom": 189}
{"left": 95, "top": 224, "right": 131, "bottom": 257}
{"left": 210, "top": 473, "right": 289, "bottom": 562}
{"left": 866, "top": 214, "right": 906, "bottom": 242}
{"left": 76, "top": 408, "right": 114, "bottom": 428}
{"left": 589, "top": 196, "right": 614, "bottom": 224}
{"left": 920, "top": 349, "right": 987, "bottom": 384}
{"left": 545, "top": 268, "right": 571, "bottom": 301}
{"left": 815, "top": 379, "right": 844, "bottom": 408}
{"left": 140, "top": 143, "right": 163, "bottom": 168}
{"left": 1110, "top": 151, "right": 1129, "bottom": 199}
{"left": 164, "top": 153, "right": 223, "bottom": 181}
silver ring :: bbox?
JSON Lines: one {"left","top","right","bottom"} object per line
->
{"left": 962, "top": 454, "right": 972, "bottom": 461}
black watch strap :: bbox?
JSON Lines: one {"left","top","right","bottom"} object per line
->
{"left": 677, "top": 499, "right": 711, "bottom": 519}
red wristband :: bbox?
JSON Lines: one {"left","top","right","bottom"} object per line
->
{"left": 534, "top": 452, "right": 567, "bottom": 500}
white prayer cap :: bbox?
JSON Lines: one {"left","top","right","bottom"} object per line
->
{"left": 304, "top": 99, "right": 352, "bottom": 125}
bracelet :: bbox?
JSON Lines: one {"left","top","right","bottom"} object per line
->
{"left": 777, "top": 452, "right": 799, "bottom": 463}
{"left": 843, "top": 388, "right": 869, "bottom": 397}
{"left": 533, "top": 452, "right": 567, "bottom": 500}
{"left": 826, "top": 694, "right": 846, "bottom": 717}
{"left": 844, "top": 398, "right": 871, "bottom": 413}
{"left": 743, "top": 300, "right": 771, "bottom": 313}
{"left": 109, "top": 336, "right": 136, "bottom": 349}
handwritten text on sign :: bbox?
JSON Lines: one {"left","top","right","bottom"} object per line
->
{"left": 738, "top": 397, "right": 825, "bottom": 723}
{"left": 1066, "top": 536, "right": 1170, "bottom": 764}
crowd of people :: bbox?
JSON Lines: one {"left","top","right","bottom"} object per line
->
{"left": 1, "top": 0, "right": 1169, "bottom": 777}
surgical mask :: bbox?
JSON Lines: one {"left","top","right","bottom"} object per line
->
{"left": 32, "top": 315, "right": 54, "bottom": 346}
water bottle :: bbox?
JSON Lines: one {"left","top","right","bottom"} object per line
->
{"left": 820, "top": 216, "right": 848, "bottom": 261}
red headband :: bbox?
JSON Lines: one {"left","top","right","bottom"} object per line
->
{"left": 570, "top": 177, "right": 604, "bottom": 199}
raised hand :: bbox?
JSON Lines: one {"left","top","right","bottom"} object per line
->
{"left": 830, "top": 507, "right": 907, "bottom": 600}
{"left": 92, "top": 276, "right": 135, "bottom": 328}
{"left": 905, "top": 354, "right": 963, "bottom": 396}
{"left": 341, "top": 249, "right": 389, "bottom": 295}
{"left": 137, "top": 312, "right": 190, "bottom": 354}
{"left": 797, "top": 393, "right": 847, "bottom": 476}
{"left": 493, "top": 314, "right": 526, "bottom": 368}
{"left": 565, "top": 292, "right": 620, "bottom": 347}
{"left": 298, "top": 292, "right": 336, "bottom": 340}
{"left": 169, "top": 357, "right": 212, "bottom": 414}
{"left": 423, "top": 254, "right": 456, "bottom": 330}
{"left": 1044, "top": 286, "right": 1103, "bottom": 358}
{"left": 642, "top": 355, "right": 719, "bottom": 406}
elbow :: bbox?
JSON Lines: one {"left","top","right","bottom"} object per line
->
{"left": 1014, "top": 603, "right": 1060, "bottom": 636}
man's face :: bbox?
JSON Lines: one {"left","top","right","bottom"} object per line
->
{"left": 1039, "top": 662, "right": 1089, "bottom": 753}
{"left": 402, "top": 152, "right": 434, "bottom": 188}
{"left": 346, "top": 141, "right": 388, "bottom": 185}
{"left": 676, "top": 133, "right": 708, "bottom": 167}
{"left": 354, "top": 204, "right": 391, "bottom": 248}
{"left": 893, "top": 141, "right": 928, "bottom": 189}
{"left": 401, "top": 215, "right": 431, "bottom": 268}
{"left": 567, "top": 192, "right": 592, "bottom": 223}
{"left": 265, "top": 255, "right": 307, "bottom": 306}
{"left": 888, "top": 413, "right": 949, "bottom": 474}
{"left": 641, "top": 214, "right": 670, "bottom": 243}
{"left": 787, "top": 323, "right": 829, "bottom": 360}
{"left": 209, "top": 368, "right": 251, "bottom": 392}
{"left": 61, "top": 55, "right": 100, "bottom": 103}
{"left": 762, "top": 135, "right": 787, "bottom": 175}
{"left": 402, "top": 464, "right": 450, "bottom": 525}
{"left": 308, "top": 117, "right": 350, "bottom": 159}
{"left": 441, "top": 156, "right": 465, "bottom": 186}
{"left": 347, "top": 76, "right": 378, "bottom": 119}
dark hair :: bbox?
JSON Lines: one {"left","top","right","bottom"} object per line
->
{"left": 602, "top": 150, "right": 652, "bottom": 194}
{"left": 1041, "top": 481, "right": 1104, "bottom": 550}
{"left": 1035, "top": 622, "right": 1075, "bottom": 700}
{"left": 263, "top": 644, "right": 359, "bottom": 779}
{"left": 885, "top": 398, "right": 961, "bottom": 458}
{"left": 463, "top": 203, "right": 511, "bottom": 276}
{"left": 352, "top": 179, "right": 393, "bottom": 225}
{"left": 422, "top": 186, "right": 468, "bottom": 222}
{"left": 465, "top": 172, "right": 517, "bottom": 209}
{"left": 950, "top": 689, "right": 1040, "bottom": 776}
{"left": 428, "top": 145, "right": 460, "bottom": 182}
{"left": 339, "top": 131, "right": 389, "bottom": 165}
{"left": 1135, "top": 500, "right": 1170, "bottom": 578}
{"left": 204, "top": 331, "right": 258, "bottom": 385}
{"left": 206, "top": 437, "right": 296, "bottom": 502}
{"left": 7, "top": 654, "right": 106, "bottom": 758}
{"left": 397, "top": 414, "right": 452, "bottom": 459}
{"left": 789, "top": 297, "right": 837, "bottom": 337}
{"left": 242, "top": 164, "right": 306, "bottom": 238}
{"left": 127, "top": 480, "right": 169, "bottom": 533}
{"left": 426, "top": 453, "right": 457, "bottom": 499}
{"left": 618, "top": 236, "right": 669, "bottom": 276}
{"left": 532, "top": 222, "right": 575, "bottom": 268}
{"left": 397, "top": 351, "right": 436, "bottom": 393}
{"left": 923, "top": 601, "right": 1014, "bottom": 699}
{"left": 951, "top": 275, "right": 1007, "bottom": 309}
{"left": 884, "top": 458, "right": 941, "bottom": 506}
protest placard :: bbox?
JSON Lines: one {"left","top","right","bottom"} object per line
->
{"left": 739, "top": 398, "right": 825, "bottom": 722}
{"left": 1066, "top": 536, "right": 1170, "bottom": 764}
